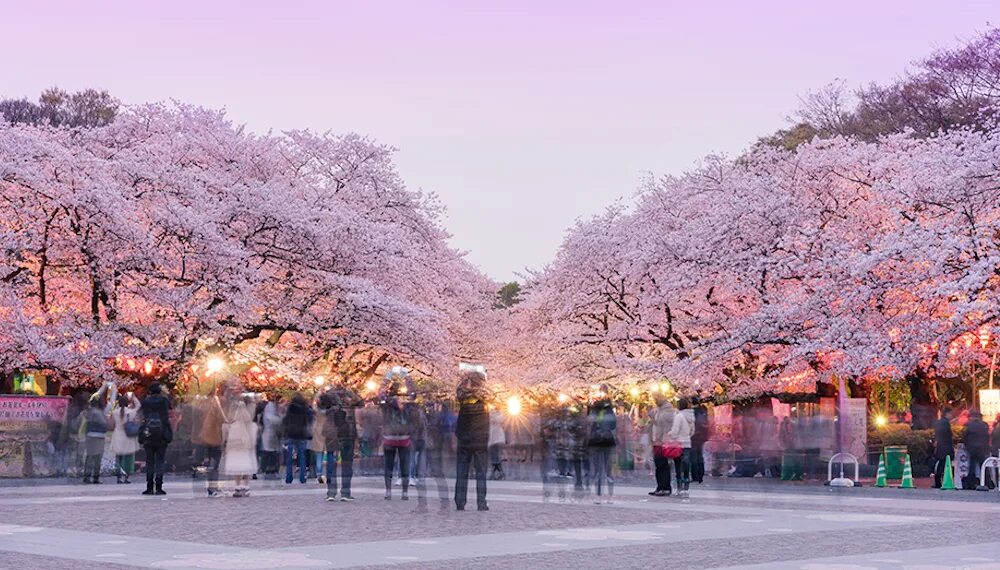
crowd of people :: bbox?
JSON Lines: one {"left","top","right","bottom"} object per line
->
{"left": 52, "top": 368, "right": 1000, "bottom": 505}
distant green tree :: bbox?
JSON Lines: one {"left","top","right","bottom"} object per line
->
{"left": 494, "top": 281, "right": 522, "bottom": 309}
{"left": 0, "top": 86, "right": 118, "bottom": 128}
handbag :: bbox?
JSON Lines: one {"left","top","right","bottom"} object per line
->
{"left": 655, "top": 444, "right": 683, "bottom": 459}
{"left": 124, "top": 419, "right": 141, "bottom": 438}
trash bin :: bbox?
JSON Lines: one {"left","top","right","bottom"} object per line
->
{"left": 781, "top": 451, "right": 804, "bottom": 481}
{"left": 884, "top": 445, "right": 907, "bottom": 480}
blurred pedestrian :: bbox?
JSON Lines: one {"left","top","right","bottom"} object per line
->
{"left": 110, "top": 391, "right": 140, "bottom": 484}
{"left": 200, "top": 390, "right": 226, "bottom": 497}
{"left": 649, "top": 394, "right": 676, "bottom": 497}
{"left": 222, "top": 395, "right": 258, "bottom": 497}
{"left": 587, "top": 388, "right": 617, "bottom": 503}
{"left": 310, "top": 400, "right": 327, "bottom": 484}
{"left": 140, "top": 382, "right": 173, "bottom": 496}
{"left": 260, "top": 395, "right": 282, "bottom": 480}
{"left": 965, "top": 410, "right": 989, "bottom": 489}
{"left": 488, "top": 407, "right": 506, "bottom": 480}
{"left": 669, "top": 398, "right": 695, "bottom": 497}
{"left": 381, "top": 373, "right": 413, "bottom": 501}
{"left": 282, "top": 393, "right": 313, "bottom": 485}
{"left": 454, "top": 370, "right": 489, "bottom": 511}
{"left": 933, "top": 408, "right": 955, "bottom": 488}
{"left": 82, "top": 384, "right": 112, "bottom": 484}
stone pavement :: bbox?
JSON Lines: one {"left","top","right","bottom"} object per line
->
{"left": 0, "top": 476, "right": 999, "bottom": 569}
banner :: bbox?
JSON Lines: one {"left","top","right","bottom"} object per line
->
{"left": 842, "top": 398, "right": 868, "bottom": 460}
{"left": 0, "top": 396, "right": 69, "bottom": 477}
{"left": 980, "top": 389, "right": 1000, "bottom": 423}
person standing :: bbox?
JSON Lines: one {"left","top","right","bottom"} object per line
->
{"left": 200, "top": 392, "right": 226, "bottom": 497}
{"left": 140, "top": 383, "right": 173, "bottom": 496}
{"left": 221, "top": 396, "right": 258, "bottom": 497}
{"left": 380, "top": 380, "right": 413, "bottom": 500}
{"left": 933, "top": 408, "right": 955, "bottom": 488}
{"left": 454, "top": 370, "right": 490, "bottom": 511}
{"left": 282, "top": 393, "right": 313, "bottom": 485}
{"left": 965, "top": 410, "right": 989, "bottom": 489}
{"left": 109, "top": 392, "right": 141, "bottom": 484}
{"left": 669, "top": 398, "right": 696, "bottom": 497}
{"left": 691, "top": 398, "right": 710, "bottom": 484}
{"left": 82, "top": 389, "right": 111, "bottom": 484}
{"left": 310, "top": 400, "right": 327, "bottom": 484}
{"left": 649, "top": 394, "right": 676, "bottom": 497}
{"left": 260, "top": 396, "right": 282, "bottom": 480}
{"left": 488, "top": 407, "right": 506, "bottom": 480}
{"left": 587, "top": 391, "right": 617, "bottom": 503}
{"left": 321, "top": 386, "right": 360, "bottom": 502}
{"left": 407, "top": 397, "right": 428, "bottom": 487}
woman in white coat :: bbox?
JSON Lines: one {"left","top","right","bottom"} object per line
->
{"left": 668, "top": 398, "right": 696, "bottom": 497}
{"left": 260, "top": 396, "right": 282, "bottom": 479}
{"left": 109, "top": 391, "right": 141, "bottom": 484}
{"left": 222, "top": 396, "right": 258, "bottom": 497}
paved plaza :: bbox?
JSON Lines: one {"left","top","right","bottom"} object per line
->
{"left": 1, "top": 477, "right": 999, "bottom": 569}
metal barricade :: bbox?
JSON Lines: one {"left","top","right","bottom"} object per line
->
{"left": 978, "top": 456, "right": 1000, "bottom": 491}
{"left": 827, "top": 452, "right": 859, "bottom": 487}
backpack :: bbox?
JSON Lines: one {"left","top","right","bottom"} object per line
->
{"left": 140, "top": 414, "right": 165, "bottom": 446}
{"left": 589, "top": 410, "right": 616, "bottom": 446}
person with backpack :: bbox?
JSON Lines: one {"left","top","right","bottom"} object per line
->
{"left": 454, "top": 370, "right": 490, "bottom": 511}
{"left": 109, "top": 391, "right": 141, "bottom": 484}
{"left": 282, "top": 393, "right": 313, "bottom": 485}
{"left": 587, "top": 389, "right": 617, "bottom": 503}
{"left": 82, "top": 383, "right": 113, "bottom": 484}
{"left": 140, "top": 383, "right": 173, "bottom": 495}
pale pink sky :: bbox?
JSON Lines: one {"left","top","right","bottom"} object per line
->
{"left": 3, "top": 1, "right": 997, "bottom": 280}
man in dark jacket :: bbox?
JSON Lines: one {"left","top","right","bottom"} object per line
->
{"left": 933, "top": 408, "right": 954, "bottom": 488}
{"left": 282, "top": 393, "right": 313, "bottom": 485}
{"left": 454, "top": 370, "right": 489, "bottom": 511}
{"left": 140, "top": 383, "right": 173, "bottom": 496}
{"left": 321, "top": 387, "right": 360, "bottom": 501}
{"left": 965, "top": 410, "right": 990, "bottom": 489}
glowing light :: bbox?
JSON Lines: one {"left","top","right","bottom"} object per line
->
{"left": 365, "top": 380, "right": 378, "bottom": 392}
{"left": 650, "top": 383, "right": 660, "bottom": 393}
{"left": 205, "top": 357, "right": 226, "bottom": 375}
{"left": 629, "top": 387, "right": 640, "bottom": 398}
{"left": 875, "top": 415, "right": 888, "bottom": 427}
{"left": 557, "top": 393, "right": 569, "bottom": 404}
{"left": 313, "top": 376, "right": 326, "bottom": 386}
{"left": 143, "top": 360, "right": 154, "bottom": 376}
{"left": 660, "top": 382, "right": 672, "bottom": 394}
{"left": 507, "top": 396, "right": 522, "bottom": 416}
{"left": 399, "top": 385, "right": 408, "bottom": 394}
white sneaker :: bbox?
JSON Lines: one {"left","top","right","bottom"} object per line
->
{"left": 394, "top": 478, "right": 403, "bottom": 486}
{"left": 410, "top": 477, "right": 419, "bottom": 486}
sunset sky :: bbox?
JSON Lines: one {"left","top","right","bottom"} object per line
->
{"left": 3, "top": 0, "right": 997, "bottom": 280}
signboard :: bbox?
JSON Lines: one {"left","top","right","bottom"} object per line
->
{"left": 842, "top": 398, "right": 868, "bottom": 460}
{"left": 0, "top": 395, "right": 69, "bottom": 436}
{"left": 0, "top": 396, "right": 69, "bottom": 477}
{"left": 980, "top": 389, "right": 1000, "bottom": 423}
